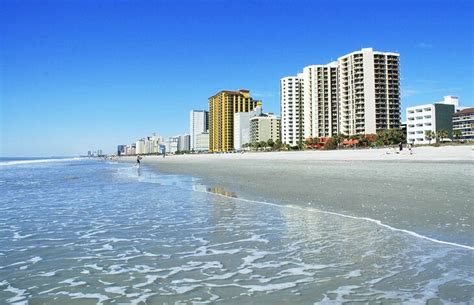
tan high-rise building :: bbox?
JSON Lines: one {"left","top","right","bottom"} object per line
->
{"left": 209, "top": 89, "right": 260, "bottom": 152}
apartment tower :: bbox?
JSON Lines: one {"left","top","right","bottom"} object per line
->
{"left": 189, "top": 110, "right": 209, "bottom": 151}
{"left": 280, "top": 75, "right": 304, "bottom": 146}
{"left": 209, "top": 89, "right": 260, "bottom": 152}
{"left": 303, "top": 62, "right": 339, "bottom": 138}
{"left": 338, "top": 48, "right": 400, "bottom": 135}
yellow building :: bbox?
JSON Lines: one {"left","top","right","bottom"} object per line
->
{"left": 209, "top": 89, "right": 260, "bottom": 152}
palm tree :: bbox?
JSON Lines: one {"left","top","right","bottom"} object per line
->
{"left": 453, "top": 130, "right": 462, "bottom": 141}
{"left": 251, "top": 141, "right": 259, "bottom": 151}
{"left": 267, "top": 139, "right": 275, "bottom": 150}
{"left": 425, "top": 130, "right": 435, "bottom": 144}
{"left": 274, "top": 139, "right": 283, "bottom": 151}
{"left": 332, "top": 133, "right": 344, "bottom": 149}
{"left": 437, "top": 130, "right": 449, "bottom": 143}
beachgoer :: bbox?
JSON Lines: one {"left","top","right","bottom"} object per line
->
{"left": 136, "top": 155, "right": 142, "bottom": 167}
{"left": 399, "top": 142, "right": 403, "bottom": 151}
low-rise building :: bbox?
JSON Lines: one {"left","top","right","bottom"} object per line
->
{"left": 194, "top": 132, "right": 209, "bottom": 151}
{"left": 249, "top": 114, "right": 281, "bottom": 144}
{"left": 234, "top": 105, "right": 262, "bottom": 150}
{"left": 406, "top": 96, "right": 456, "bottom": 144}
{"left": 453, "top": 108, "right": 474, "bottom": 141}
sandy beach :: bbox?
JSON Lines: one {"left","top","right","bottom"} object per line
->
{"left": 121, "top": 145, "right": 474, "bottom": 246}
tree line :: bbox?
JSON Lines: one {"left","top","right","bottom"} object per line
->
{"left": 241, "top": 128, "right": 461, "bottom": 151}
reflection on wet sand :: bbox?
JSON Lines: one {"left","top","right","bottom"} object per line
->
{"left": 206, "top": 186, "right": 238, "bottom": 198}
{"left": 192, "top": 184, "right": 238, "bottom": 198}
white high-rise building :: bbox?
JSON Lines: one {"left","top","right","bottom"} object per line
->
{"left": 178, "top": 134, "right": 191, "bottom": 151}
{"left": 166, "top": 136, "right": 179, "bottom": 154}
{"left": 135, "top": 139, "right": 145, "bottom": 155}
{"left": 233, "top": 105, "right": 262, "bottom": 150}
{"left": 302, "top": 62, "right": 339, "bottom": 138}
{"left": 190, "top": 110, "right": 208, "bottom": 151}
{"left": 280, "top": 74, "right": 304, "bottom": 146}
{"left": 281, "top": 48, "right": 401, "bottom": 142}
{"left": 338, "top": 48, "right": 400, "bottom": 135}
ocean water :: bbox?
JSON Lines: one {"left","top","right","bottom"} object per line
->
{"left": 0, "top": 158, "right": 472, "bottom": 304}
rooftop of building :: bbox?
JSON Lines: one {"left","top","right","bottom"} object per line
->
{"left": 338, "top": 48, "right": 399, "bottom": 60}
{"left": 209, "top": 89, "right": 252, "bottom": 99}
{"left": 453, "top": 107, "right": 474, "bottom": 116}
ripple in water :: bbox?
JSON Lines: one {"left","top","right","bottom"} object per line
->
{"left": 0, "top": 160, "right": 472, "bottom": 304}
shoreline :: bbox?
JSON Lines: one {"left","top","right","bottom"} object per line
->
{"left": 120, "top": 145, "right": 473, "bottom": 247}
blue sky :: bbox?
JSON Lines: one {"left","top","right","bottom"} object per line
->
{"left": 1, "top": 0, "right": 473, "bottom": 157}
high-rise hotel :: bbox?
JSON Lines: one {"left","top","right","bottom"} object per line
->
{"left": 302, "top": 62, "right": 339, "bottom": 138}
{"left": 280, "top": 48, "right": 400, "bottom": 144}
{"left": 280, "top": 75, "right": 304, "bottom": 146}
{"left": 209, "top": 89, "right": 260, "bottom": 152}
{"left": 338, "top": 48, "right": 400, "bottom": 135}
{"left": 189, "top": 110, "right": 209, "bottom": 151}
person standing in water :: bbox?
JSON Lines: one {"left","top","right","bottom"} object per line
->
{"left": 136, "top": 155, "right": 142, "bottom": 167}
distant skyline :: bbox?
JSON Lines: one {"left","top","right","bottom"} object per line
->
{"left": 1, "top": 0, "right": 473, "bottom": 157}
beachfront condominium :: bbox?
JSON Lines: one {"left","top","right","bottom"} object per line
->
{"left": 233, "top": 105, "right": 262, "bottom": 150}
{"left": 281, "top": 48, "right": 401, "bottom": 142}
{"left": 249, "top": 114, "right": 281, "bottom": 144}
{"left": 194, "top": 132, "right": 209, "bottom": 151}
{"left": 302, "top": 62, "right": 339, "bottom": 138}
{"left": 406, "top": 96, "right": 457, "bottom": 144}
{"left": 135, "top": 139, "right": 145, "bottom": 154}
{"left": 338, "top": 48, "right": 400, "bottom": 135}
{"left": 280, "top": 75, "right": 304, "bottom": 146}
{"left": 189, "top": 110, "right": 209, "bottom": 151}
{"left": 452, "top": 107, "right": 474, "bottom": 141}
{"left": 209, "top": 89, "right": 260, "bottom": 152}
{"left": 178, "top": 134, "right": 191, "bottom": 151}
{"left": 166, "top": 136, "right": 179, "bottom": 154}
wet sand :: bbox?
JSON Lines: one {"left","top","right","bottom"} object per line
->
{"left": 122, "top": 146, "right": 474, "bottom": 246}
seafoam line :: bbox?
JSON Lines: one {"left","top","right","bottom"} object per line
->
{"left": 129, "top": 165, "right": 473, "bottom": 251}
{"left": 192, "top": 186, "right": 474, "bottom": 251}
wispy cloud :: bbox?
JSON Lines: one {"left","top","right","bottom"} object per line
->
{"left": 416, "top": 42, "right": 433, "bottom": 49}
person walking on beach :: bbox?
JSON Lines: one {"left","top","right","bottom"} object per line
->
{"left": 398, "top": 142, "right": 403, "bottom": 152}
